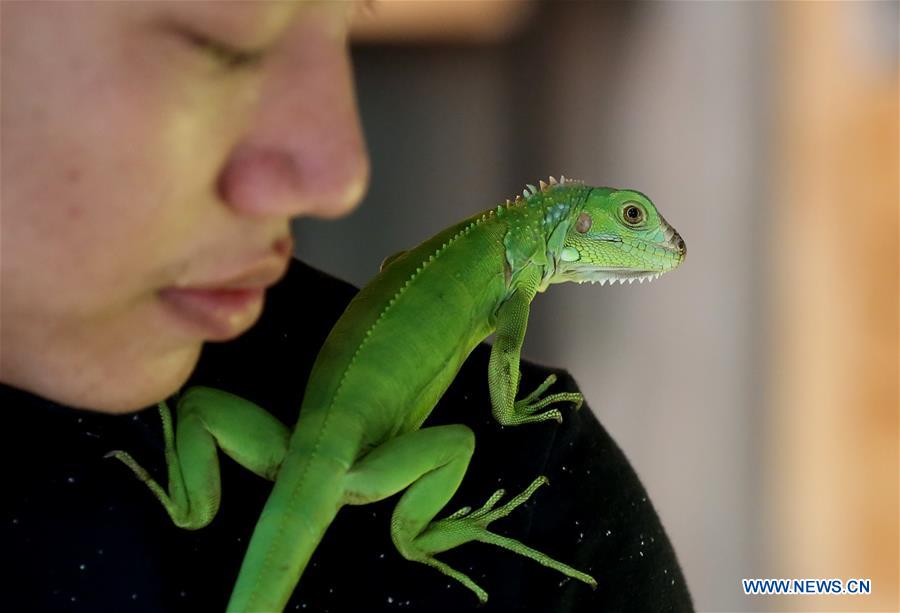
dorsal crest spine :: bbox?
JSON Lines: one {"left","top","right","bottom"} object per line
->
{"left": 495, "top": 175, "right": 587, "bottom": 219}
{"left": 505, "top": 175, "right": 585, "bottom": 208}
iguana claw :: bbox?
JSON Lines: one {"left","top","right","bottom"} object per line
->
{"left": 509, "top": 374, "right": 583, "bottom": 425}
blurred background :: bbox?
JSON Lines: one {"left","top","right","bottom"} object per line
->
{"left": 293, "top": 2, "right": 898, "bottom": 611}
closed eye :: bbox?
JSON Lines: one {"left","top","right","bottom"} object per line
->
{"left": 181, "top": 29, "right": 266, "bottom": 70}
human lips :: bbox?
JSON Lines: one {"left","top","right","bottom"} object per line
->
{"left": 181, "top": 256, "right": 290, "bottom": 290}
{"left": 159, "top": 255, "right": 290, "bottom": 340}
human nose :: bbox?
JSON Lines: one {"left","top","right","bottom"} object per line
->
{"left": 217, "top": 22, "right": 369, "bottom": 220}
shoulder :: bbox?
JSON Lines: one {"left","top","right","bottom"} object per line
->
{"left": 193, "top": 259, "right": 693, "bottom": 612}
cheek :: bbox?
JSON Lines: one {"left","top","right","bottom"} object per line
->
{"left": 0, "top": 5, "right": 164, "bottom": 303}
{"left": 4, "top": 72, "right": 219, "bottom": 322}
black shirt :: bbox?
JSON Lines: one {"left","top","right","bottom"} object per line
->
{"left": 5, "top": 259, "right": 693, "bottom": 612}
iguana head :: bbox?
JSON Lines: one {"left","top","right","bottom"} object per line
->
{"left": 548, "top": 183, "right": 685, "bottom": 286}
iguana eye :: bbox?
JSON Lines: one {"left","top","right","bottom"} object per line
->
{"left": 622, "top": 203, "right": 645, "bottom": 225}
{"left": 575, "top": 212, "right": 592, "bottom": 233}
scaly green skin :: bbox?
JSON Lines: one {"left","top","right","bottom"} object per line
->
{"left": 107, "top": 177, "right": 685, "bottom": 611}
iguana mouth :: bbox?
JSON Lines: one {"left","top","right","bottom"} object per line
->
{"left": 565, "top": 269, "right": 667, "bottom": 286}
{"left": 553, "top": 231, "right": 685, "bottom": 286}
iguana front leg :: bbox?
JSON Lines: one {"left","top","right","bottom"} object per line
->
{"left": 489, "top": 270, "right": 583, "bottom": 426}
{"left": 106, "top": 386, "right": 289, "bottom": 529}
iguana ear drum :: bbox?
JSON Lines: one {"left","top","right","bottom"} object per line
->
{"left": 575, "top": 213, "right": 592, "bottom": 234}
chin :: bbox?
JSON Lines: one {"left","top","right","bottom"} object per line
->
{"left": 72, "top": 342, "right": 204, "bottom": 414}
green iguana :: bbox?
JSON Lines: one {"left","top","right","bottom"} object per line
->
{"left": 108, "top": 177, "right": 686, "bottom": 611}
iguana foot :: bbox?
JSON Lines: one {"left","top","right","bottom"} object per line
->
{"left": 504, "top": 374, "right": 583, "bottom": 425}
{"left": 104, "top": 401, "right": 200, "bottom": 528}
{"left": 399, "top": 476, "right": 597, "bottom": 603}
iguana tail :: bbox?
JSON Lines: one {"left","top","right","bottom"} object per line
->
{"left": 227, "top": 411, "right": 361, "bottom": 612}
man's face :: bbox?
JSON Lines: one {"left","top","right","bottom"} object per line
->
{"left": 0, "top": 1, "right": 370, "bottom": 411}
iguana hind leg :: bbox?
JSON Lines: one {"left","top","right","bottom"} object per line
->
{"left": 342, "top": 424, "right": 595, "bottom": 603}
{"left": 415, "top": 475, "right": 597, "bottom": 597}
{"left": 106, "top": 386, "right": 289, "bottom": 529}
